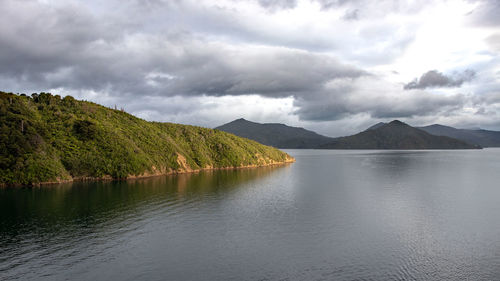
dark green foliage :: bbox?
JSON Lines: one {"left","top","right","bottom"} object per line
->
{"left": 0, "top": 92, "right": 292, "bottom": 186}
{"left": 320, "top": 120, "right": 481, "bottom": 149}
{"left": 73, "top": 120, "right": 98, "bottom": 141}
{"left": 418, "top": 124, "right": 500, "bottom": 147}
{"left": 216, "top": 118, "right": 335, "bottom": 148}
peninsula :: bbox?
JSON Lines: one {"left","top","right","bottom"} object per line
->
{"left": 0, "top": 92, "right": 294, "bottom": 186}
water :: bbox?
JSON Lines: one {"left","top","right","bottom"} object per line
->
{"left": 2, "top": 149, "right": 500, "bottom": 281}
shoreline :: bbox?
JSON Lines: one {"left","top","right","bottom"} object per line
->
{"left": 0, "top": 158, "right": 295, "bottom": 188}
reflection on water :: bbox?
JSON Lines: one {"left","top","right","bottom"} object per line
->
{"left": 0, "top": 166, "right": 289, "bottom": 281}
{"left": 0, "top": 166, "right": 285, "bottom": 233}
{"left": 2, "top": 150, "right": 500, "bottom": 281}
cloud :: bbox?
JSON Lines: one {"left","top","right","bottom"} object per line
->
{"left": 342, "top": 9, "right": 359, "bottom": 21}
{"left": 467, "top": 0, "right": 500, "bottom": 27}
{"left": 257, "top": 0, "right": 298, "bottom": 10}
{"left": 486, "top": 33, "right": 500, "bottom": 53}
{"left": 167, "top": 44, "right": 366, "bottom": 97}
{"left": 403, "top": 69, "right": 476, "bottom": 90}
{"left": 293, "top": 76, "right": 466, "bottom": 121}
{"left": 0, "top": 0, "right": 370, "bottom": 99}
{"left": 0, "top": 0, "right": 499, "bottom": 134}
{"left": 313, "top": 0, "right": 434, "bottom": 13}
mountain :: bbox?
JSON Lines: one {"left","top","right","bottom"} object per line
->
{"left": 367, "top": 122, "right": 500, "bottom": 147}
{"left": 366, "top": 122, "right": 386, "bottom": 130}
{"left": 320, "top": 120, "right": 480, "bottom": 149}
{"left": 215, "top": 118, "right": 335, "bottom": 148}
{"left": 418, "top": 124, "right": 500, "bottom": 147}
{"left": 0, "top": 92, "right": 294, "bottom": 186}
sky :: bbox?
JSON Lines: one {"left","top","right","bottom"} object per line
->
{"left": 1, "top": 0, "right": 500, "bottom": 137}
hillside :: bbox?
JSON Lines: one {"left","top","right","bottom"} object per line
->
{"left": 0, "top": 92, "right": 294, "bottom": 186}
{"left": 366, "top": 122, "right": 386, "bottom": 130}
{"left": 215, "top": 118, "right": 334, "bottom": 148}
{"left": 418, "top": 124, "right": 500, "bottom": 147}
{"left": 320, "top": 120, "right": 480, "bottom": 149}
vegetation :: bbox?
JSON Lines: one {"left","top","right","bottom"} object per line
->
{"left": 0, "top": 92, "right": 293, "bottom": 186}
{"left": 216, "top": 118, "right": 335, "bottom": 148}
{"left": 320, "top": 120, "right": 481, "bottom": 149}
{"left": 216, "top": 118, "right": 483, "bottom": 150}
{"left": 419, "top": 124, "right": 500, "bottom": 147}
{"left": 370, "top": 122, "right": 500, "bottom": 147}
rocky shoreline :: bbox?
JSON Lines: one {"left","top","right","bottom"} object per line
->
{"left": 1, "top": 156, "right": 295, "bottom": 188}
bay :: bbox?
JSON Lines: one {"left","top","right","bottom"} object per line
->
{"left": 2, "top": 149, "right": 500, "bottom": 280}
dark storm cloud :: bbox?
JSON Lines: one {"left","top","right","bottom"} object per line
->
{"left": 169, "top": 47, "right": 366, "bottom": 97}
{"left": 292, "top": 76, "right": 467, "bottom": 121}
{"left": 0, "top": 0, "right": 131, "bottom": 91}
{"left": 403, "top": 70, "right": 476, "bottom": 90}
{"left": 0, "top": 0, "right": 365, "bottom": 100}
{"left": 294, "top": 92, "right": 465, "bottom": 121}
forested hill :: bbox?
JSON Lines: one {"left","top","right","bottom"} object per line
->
{"left": 320, "top": 120, "right": 480, "bottom": 149}
{"left": 418, "top": 124, "right": 500, "bottom": 147}
{"left": 216, "top": 118, "right": 335, "bottom": 148}
{"left": 370, "top": 122, "right": 500, "bottom": 147}
{"left": 0, "top": 92, "right": 294, "bottom": 186}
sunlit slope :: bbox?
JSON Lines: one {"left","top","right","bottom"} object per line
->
{"left": 0, "top": 92, "right": 293, "bottom": 186}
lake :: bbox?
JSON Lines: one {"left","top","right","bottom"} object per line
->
{"left": 2, "top": 149, "right": 500, "bottom": 280}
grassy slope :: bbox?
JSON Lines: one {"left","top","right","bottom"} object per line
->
{"left": 0, "top": 92, "right": 293, "bottom": 186}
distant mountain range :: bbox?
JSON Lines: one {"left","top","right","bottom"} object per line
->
{"left": 368, "top": 123, "right": 500, "bottom": 148}
{"left": 216, "top": 119, "right": 492, "bottom": 149}
{"left": 215, "top": 118, "right": 335, "bottom": 148}
{"left": 321, "top": 120, "right": 478, "bottom": 149}
{"left": 418, "top": 124, "right": 500, "bottom": 147}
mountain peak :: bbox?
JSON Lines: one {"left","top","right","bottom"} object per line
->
{"left": 388, "top": 120, "right": 407, "bottom": 126}
{"left": 321, "top": 120, "right": 479, "bottom": 149}
{"left": 228, "top": 118, "right": 256, "bottom": 125}
{"left": 216, "top": 119, "right": 335, "bottom": 148}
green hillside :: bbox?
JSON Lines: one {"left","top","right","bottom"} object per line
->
{"left": 216, "top": 118, "right": 335, "bottom": 148}
{"left": 0, "top": 92, "right": 294, "bottom": 186}
{"left": 320, "top": 120, "right": 480, "bottom": 149}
